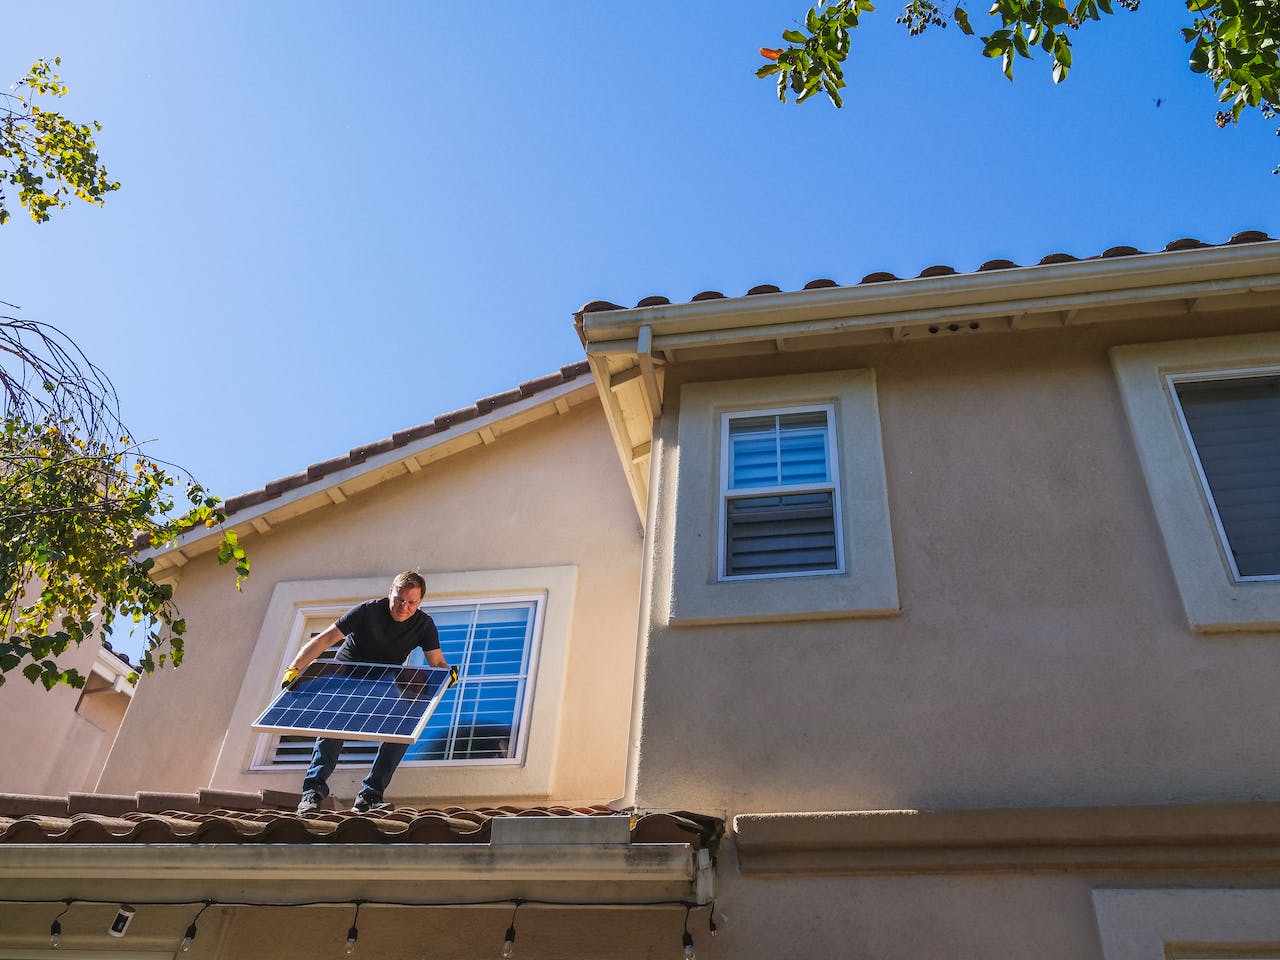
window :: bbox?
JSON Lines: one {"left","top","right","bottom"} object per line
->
{"left": 1111, "top": 333, "right": 1280, "bottom": 632}
{"left": 1172, "top": 373, "right": 1280, "bottom": 581}
{"left": 270, "top": 600, "right": 538, "bottom": 767}
{"left": 720, "top": 406, "right": 843, "bottom": 579}
{"left": 664, "top": 370, "right": 899, "bottom": 625}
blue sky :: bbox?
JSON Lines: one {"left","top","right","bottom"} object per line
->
{"left": 2, "top": 1, "right": 1276, "bottom": 506}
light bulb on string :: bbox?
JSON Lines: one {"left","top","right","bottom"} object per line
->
{"left": 180, "top": 900, "right": 213, "bottom": 953}
{"left": 49, "top": 900, "right": 72, "bottom": 949}
{"left": 681, "top": 904, "right": 695, "bottom": 960}
{"left": 500, "top": 899, "right": 522, "bottom": 958}
{"left": 344, "top": 901, "right": 362, "bottom": 956}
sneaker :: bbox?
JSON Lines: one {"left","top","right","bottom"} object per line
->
{"left": 351, "top": 793, "right": 379, "bottom": 814}
{"left": 296, "top": 791, "right": 322, "bottom": 815}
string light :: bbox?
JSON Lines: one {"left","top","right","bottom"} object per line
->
{"left": 8, "top": 895, "right": 716, "bottom": 955}
{"left": 501, "top": 899, "right": 522, "bottom": 958}
{"left": 681, "top": 904, "right": 695, "bottom": 960}
{"left": 345, "top": 901, "right": 362, "bottom": 955}
{"left": 49, "top": 899, "right": 72, "bottom": 949}
{"left": 180, "top": 900, "right": 213, "bottom": 953}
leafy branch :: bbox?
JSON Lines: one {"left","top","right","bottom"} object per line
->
{"left": 0, "top": 57, "right": 119, "bottom": 225}
{"left": 0, "top": 317, "right": 248, "bottom": 690}
{"left": 758, "top": 2, "right": 1278, "bottom": 169}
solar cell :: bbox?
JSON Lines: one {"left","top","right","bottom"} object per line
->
{"left": 252, "top": 660, "right": 457, "bottom": 744}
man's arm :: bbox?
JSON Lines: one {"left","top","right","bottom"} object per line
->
{"left": 287, "top": 624, "right": 344, "bottom": 674}
{"left": 426, "top": 647, "right": 447, "bottom": 668}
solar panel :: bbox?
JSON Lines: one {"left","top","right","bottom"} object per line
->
{"left": 252, "top": 660, "right": 457, "bottom": 744}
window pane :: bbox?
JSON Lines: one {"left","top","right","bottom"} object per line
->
{"left": 725, "top": 491, "right": 838, "bottom": 576}
{"left": 274, "top": 601, "right": 536, "bottom": 765}
{"left": 1176, "top": 375, "right": 1280, "bottom": 577}
{"left": 728, "top": 410, "right": 830, "bottom": 490}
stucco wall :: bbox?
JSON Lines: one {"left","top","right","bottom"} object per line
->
{"left": 97, "top": 401, "right": 642, "bottom": 805}
{"left": 633, "top": 309, "right": 1280, "bottom": 814}
{"left": 0, "top": 637, "right": 130, "bottom": 795}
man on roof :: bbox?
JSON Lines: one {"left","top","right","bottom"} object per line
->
{"left": 282, "top": 571, "right": 449, "bottom": 815}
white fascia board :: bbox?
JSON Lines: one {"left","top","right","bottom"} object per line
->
{"left": 145, "top": 379, "right": 595, "bottom": 562}
{"left": 0, "top": 842, "right": 698, "bottom": 904}
{"left": 90, "top": 645, "right": 135, "bottom": 696}
{"left": 580, "top": 243, "right": 1280, "bottom": 351}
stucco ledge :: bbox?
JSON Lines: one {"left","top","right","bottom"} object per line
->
{"left": 733, "top": 802, "right": 1280, "bottom": 875}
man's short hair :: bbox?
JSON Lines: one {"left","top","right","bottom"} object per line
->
{"left": 392, "top": 571, "right": 426, "bottom": 595}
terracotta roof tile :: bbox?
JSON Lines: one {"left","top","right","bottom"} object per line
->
{"left": 136, "top": 791, "right": 204, "bottom": 814}
{"left": 1165, "top": 237, "right": 1209, "bottom": 251}
{"left": 581, "top": 233, "right": 1274, "bottom": 314}
{"left": 0, "top": 790, "right": 719, "bottom": 849}
{"left": 208, "top": 362, "right": 593, "bottom": 522}
{"left": 67, "top": 793, "right": 137, "bottom": 817}
{"left": 0, "top": 794, "right": 68, "bottom": 817}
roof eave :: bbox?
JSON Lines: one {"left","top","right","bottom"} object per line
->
{"left": 577, "top": 242, "right": 1280, "bottom": 521}
{"left": 0, "top": 840, "right": 703, "bottom": 904}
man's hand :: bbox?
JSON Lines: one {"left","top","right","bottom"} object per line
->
{"left": 281, "top": 667, "right": 300, "bottom": 690}
{"left": 448, "top": 665, "right": 459, "bottom": 688}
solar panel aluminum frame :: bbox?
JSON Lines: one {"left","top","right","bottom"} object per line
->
{"left": 252, "top": 660, "right": 457, "bottom": 745}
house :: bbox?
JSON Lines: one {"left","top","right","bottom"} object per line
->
{"left": 2, "top": 231, "right": 1280, "bottom": 959}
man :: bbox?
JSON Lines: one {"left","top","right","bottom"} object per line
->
{"left": 282, "top": 571, "right": 449, "bottom": 815}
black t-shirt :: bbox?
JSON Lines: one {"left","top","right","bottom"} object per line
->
{"left": 333, "top": 598, "right": 440, "bottom": 664}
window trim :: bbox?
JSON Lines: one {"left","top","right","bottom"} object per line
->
{"left": 1092, "top": 887, "right": 1280, "bottom": 960}
{"left": 1111, "top": 332, "right": 1280, "bottom": 632}
{"left": 663, "top": 369, "right": 899, "bottom": 626}
{"left": 717, "top": 403, "right": 845, "bottom": 581}
{"left": 214, "top": 565, "right": 578, "bottom": 800}
{"left": 250, "top": 594, "right": 546, "bottom": 771}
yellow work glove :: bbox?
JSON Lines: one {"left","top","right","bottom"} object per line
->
{"left": 281, "top": 667, "right": 300, "bottom": 690}
{"left": 448, "top": 665, "right": 459, "bottom": 688}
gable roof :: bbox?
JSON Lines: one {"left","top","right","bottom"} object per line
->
{"left": 146, "top": 361, "right": 595, "bottom": 574}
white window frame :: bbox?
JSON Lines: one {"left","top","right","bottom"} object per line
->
{"left": 250, "top": 594, "right": 546, "bottom": 771}
{"left": 214, "top": 566, "right": 578, "bottom": 801}
{"left": 1111, "top": 332, "right": 1280, "bottom": 632}
{"left": 1167, "top": 366, "right": 1280, "bottom": 584}
{"left": 718, "top": 403, "right": 845, "bottom": 581}
{"left": 663, "top": 369, "right": 899, "bottom": 626}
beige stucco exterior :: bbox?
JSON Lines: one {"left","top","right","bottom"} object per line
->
{"left": 0, "top": 636, "right": 133, "bottom": 796}
{"left": 579, "top": 240, "right": 1280, "bottom": 959}
{"left": 98, "top": 389, "right": 642, "bottom": 806}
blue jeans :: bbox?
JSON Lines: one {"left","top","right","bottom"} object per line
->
{"left": 302, "top": 738, "right": 410, "bottom": 802}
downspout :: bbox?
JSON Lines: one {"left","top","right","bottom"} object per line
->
{"left": 611, "top": 379, "right": 664, "bottom": 812}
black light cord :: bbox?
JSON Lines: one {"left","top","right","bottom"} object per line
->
{"left": 49, "top": 899, "right": 72, "bottom": 948}
{"left": 179, "top": 900, "right": 213, "bottom": 953}
{"left": 10, "top": 895, "right": 715, "bottom": 955}
{"left": 345, "top": 900, "right": 363, "bottom": 955}
{"left": 502, "top": 899, "right": 523, "bottom": 958}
